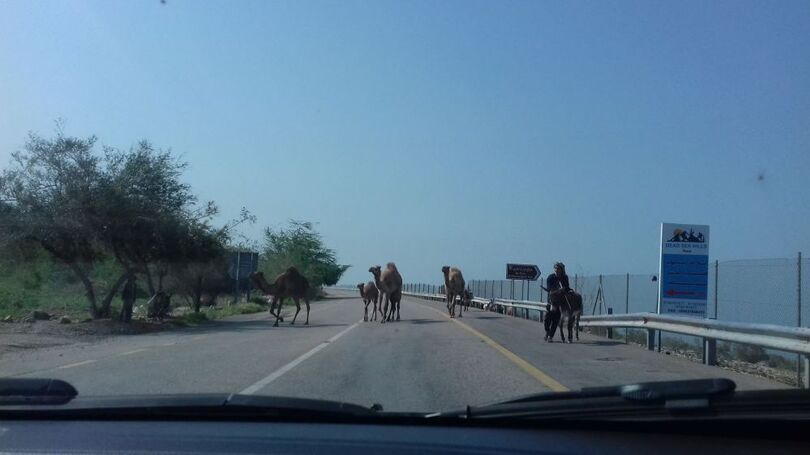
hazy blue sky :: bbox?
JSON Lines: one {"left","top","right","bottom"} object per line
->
{"left": 1, "top": 0, "right": 809, "bottom": 284}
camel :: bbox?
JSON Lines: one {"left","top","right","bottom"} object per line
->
{"left": 546, "top": 290, "right": 583, "bottom": 343}
{"left": 357, "top": 281, "right": 380, "bottom": 322}
{"left": 441, "top": 266, "right": 466, "bottom": 318}
{"left": 369, "top": 263, "right": 402, "bottom": 323}
{"left": 248, "top": 267, "right": 311, "bottom": 327}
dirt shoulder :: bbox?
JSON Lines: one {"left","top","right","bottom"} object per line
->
{"left": 0, "top": 319, "right": 171, "bottom": 357}
{"left": 0, "top": 293, "right": 342, "bottom": 357}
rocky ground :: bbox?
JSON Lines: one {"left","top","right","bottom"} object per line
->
{"left": 661, "top": 346, "right": 798, "bottom": 387}
{"left": 0, "top": 315, "right": 170, "bottom": 357}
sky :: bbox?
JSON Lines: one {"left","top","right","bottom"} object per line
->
{"left": 1, "top": 0, "right": 809, "bottom": 285}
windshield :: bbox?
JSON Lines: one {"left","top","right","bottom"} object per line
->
{"left": 1, "top": 0, "right": 809, "bottom": 414}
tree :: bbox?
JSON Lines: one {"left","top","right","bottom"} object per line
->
{"left": 260, "top": 220, "right": 349, "bottom": 291}
{"left": 99, "top": 141, "right": 200, "bottom": 294}
{"left": 0, "top": 129, "right": 111, "bottom": 318}
{"left": 164, "top": 221, "right": 231, "bottom": 313}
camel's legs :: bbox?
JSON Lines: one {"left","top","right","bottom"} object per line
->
{"left": 458, "top": 296, "right": 463, "bottom": 318}
{"left": 304, "top": 297, "right": 310, "bottom": 325}
{"left": 381, "top": 293, "right": 389, "bottom": 324}
{"left": 372, "top": 297, "right": 379, "bottom": 321}
{"left": 364, "top": 300, "right": 369, "bottom": 322}
{"left": 272, "top": 297, "right": 284, "bottom": 327}
{"left": 388, "top": 297, "right": 396, "bottom": 321}
{"left": 395, "top": 299, "right": 400, "bottom": 321}
{"left": 290, "top": 298, "right": 302, "bottom": 325}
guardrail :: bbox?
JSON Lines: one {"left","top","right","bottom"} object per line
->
{"left": 402, "top": 290, "right": 810, "bottom": 388}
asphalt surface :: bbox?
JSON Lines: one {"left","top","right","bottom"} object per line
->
{"left": 0, "top": 291, "right": 787, "bottom": 412}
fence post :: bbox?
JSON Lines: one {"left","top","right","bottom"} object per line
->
{"left": 607, "top": 308, "right": 613, "bottom": 339}
{"left": 625, "top": 273, "right": 630, "bottom": 343}
{"left": 647, "top": 329, "right": 656, "bottom": 351}
{"left": 803, "top": 355, "right": 810, "bottom": 389}
{"left": 798, "top": 252, "right": 803, "bottom": 387}
{"left": 703, "top": 338, "right": 717, "bottom": 366}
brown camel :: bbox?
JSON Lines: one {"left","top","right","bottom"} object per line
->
{"left": 369, "top": 262, "right": 402, "bottom": 323}
{"left": 441, "top": 266, "right": 466, "bottom": 318}
{"left": 248, "top": 267, "right": 311, "bottom": 327}
{"left": 357, "top": 281, "right": 380, "bottom": 322}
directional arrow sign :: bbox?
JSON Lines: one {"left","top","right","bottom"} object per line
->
{"left": 506, "top": 264, "right": 541, "bottom": 281}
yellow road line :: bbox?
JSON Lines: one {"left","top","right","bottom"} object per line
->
{"left": 422, "top": 303, "right": 569, "bottom": 392}
{"left": 56, "top": 360, "right": 96, "bottom": 370}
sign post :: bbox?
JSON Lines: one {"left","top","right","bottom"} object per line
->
{"left": 505, "top": 263, "right": 541, "bottom": 281}
{"left": 229, "top": 251, "right": 260, "bottom": 302}
{"left": 658, "top": 223, "right": 710, "bottom": 318}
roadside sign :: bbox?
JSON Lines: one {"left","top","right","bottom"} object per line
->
{"left": 229, "top": 252, "right": 259, "bottom": 280}
{"left": 506, "top": 263, "right": 541, "bottom": 281}
{"left": 658, "top": 223, "right": 710, "bottom": 318}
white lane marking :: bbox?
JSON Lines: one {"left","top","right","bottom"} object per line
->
{"left": 239, "top": 321, "right": 361, "bottom": 395}
{"left": 119, "top": 349, "right": 147, "bottom": 356}
{"left": 56, "top": 360, "right": 96, "bottom": 370}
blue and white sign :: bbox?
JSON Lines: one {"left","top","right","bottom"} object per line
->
{"left": 658, "top": 223, "right": 710, "bottom": 318}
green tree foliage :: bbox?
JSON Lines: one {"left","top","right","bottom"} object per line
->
{"left": 0, "top": 126, "right": 246, "bottom": 321}
{"left": 260, "top": 221, "right": 349, "bottom": 290}
{"left": 0, "top": 129, "right": 111, "bottom": 318}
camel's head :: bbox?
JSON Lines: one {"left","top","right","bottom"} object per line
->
{"left": 357, "top": 283, "right": 364, "bottom": 291}
{"left": 369, "top": 265, "right": 382, "bottom": 277}
{"left": 441, "top": 265, "right": 450, "bottom": 276}
{"left": 249, "top": 271, "right": 264, "bottom": 284}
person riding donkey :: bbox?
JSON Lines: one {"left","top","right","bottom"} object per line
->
{"left": 544, "top": 262, "right": 573, "bottom": 342}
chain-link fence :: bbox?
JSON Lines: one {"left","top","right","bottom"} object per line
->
{"left": 455, "top": 256, "right": 807, "bottom": 326}
{"left": 404, "top": 255, "right": 808, "bottom": 386}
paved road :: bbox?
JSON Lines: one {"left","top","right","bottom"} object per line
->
{"left": 0, "top": 291, "right": 787, "bottom": 412}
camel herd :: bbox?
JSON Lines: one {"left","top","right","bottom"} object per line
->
{"left": 365, "top": 263, "right": 402, "bottom": 323}
{"left": 357, "top": 264, "right": 472, "bottom": 323}
{"left": 250, "top": 264, "right": 579, "bottom": 344}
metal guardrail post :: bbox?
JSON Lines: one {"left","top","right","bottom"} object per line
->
{"left": 703, "top": 338, "right": 717, "bottom": 366}
{"left": 714, "top": 260, "right": 719, "bottom": 319}
{"left": 803, "top": 355, "right": 809, "bottom": 389}
{"left": 647, "top": 329, "right": 656, "bottom": 351}
{"left": 607, "top": 308, "right": 613, "bottom": 339}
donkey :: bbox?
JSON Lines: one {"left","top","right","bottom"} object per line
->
{"left": 547, "top": 290, "right": 583, "bottom": 343}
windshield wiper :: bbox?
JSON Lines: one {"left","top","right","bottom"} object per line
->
{"left": 437, "top": 378, "right": 738, "bottom": 419}
{"left": 0, "top": 378, "right": 393, "bottom": 420}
